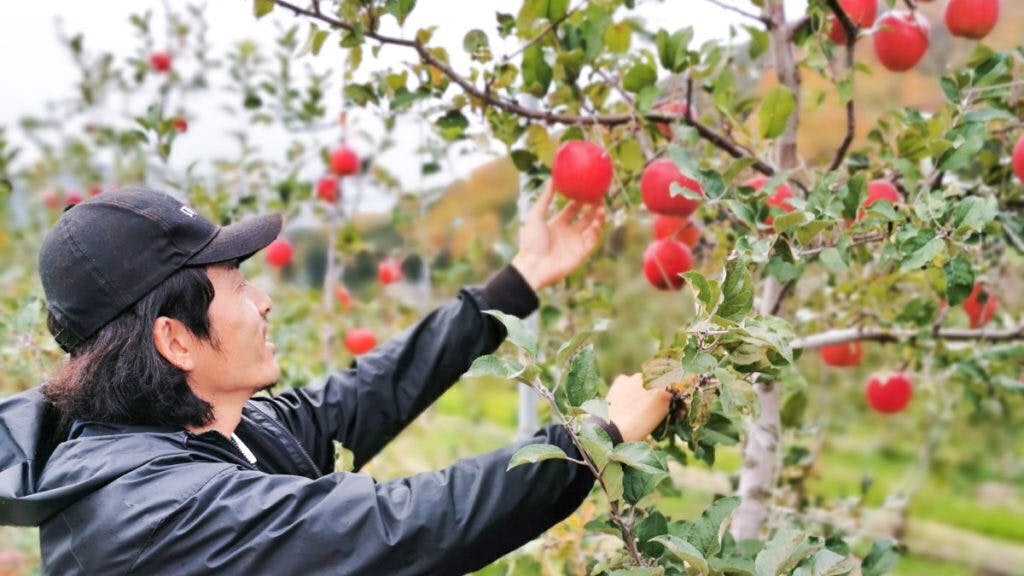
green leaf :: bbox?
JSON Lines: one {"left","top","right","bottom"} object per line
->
{"left": 602, "top": 461, "right": 624, "bottom": 503}
{"left": 772, "top": 211, "right": 813, "bottom": 233}
{"left": 579, "top": 398, "right": 609, "bottom": 421}
{"left": 465, "top": 354, "right": 525, "bottom": 380}
{"left": 759, "top": 86, "right": 795, "bottom": 139}
{"left": 462, "top": 29, "right": 490, "bottom": 61}
{"left": 507, "top": 443, "right": 570, "bottom": 470}
{"left": 623, "top": 63, "right": 657, "bottom": 93}
{"left": 937, "top": 122, "right": 987, "bottom": 172}
{"left": 951, "top": 196, "right": 998, "bottom": 235}
{"left": 643, "top": 355, "right": 698, "bottom": 392}
{"left": 547, "top": 0, "right": 569, "bottom": 20}
{"left": 385, "top": 0, "right": 417, "bottom": 26}
{"left": 253, "top": 0, "right": 275, "bottom": 18}
{"left": 311, "top": 29, "right": 329, "bottom": 55}
{"left": 683, "top": 271, "right": 720, "bottom": 316}
{"left": 607, "top": 569, "right": 665, "bottom": 576}
{"left": 521, "top": 45, "right": 552, "bottom": 97}
{"left": 605, "top": 21, "right": 632, "bottom": 53}
{"left": 484, "top": 310, "right": 538, "bottom": 358}
{"left": 652, "top": 535, "right": 710, "bottom": 575}
{"left": 579, "top": 420, "right": 614, "bottom": 470}
{"left": 566, "top": 345, "right": 602, "bottom": 406}
{"left": 678, "top": 496, "right": 741, "bottom": 557}
{"left": 435, "top": 110, "right": 469, "bottom": 140}
{"left": 754, "top": 529, "right": 819, "bottom": 576}
{"left": 943, "top": 254, "right": 975, "bottom": 306}
{"left": 611, "top": 442, "right": 669, "bottom": 474}
{"left": 899, "top": 237, "right": 946, "bottom": 272}
{"left": 818, "top": 247, "right": 847, "bottom": 273}
{"left": 860, "top": 540, "right": 899, "bottom": 576}
{"left": 719, "top": 259, "right": 754, "bottom": 322}
{"left": 555, "top": 319, "right": 609, "bottom": 365}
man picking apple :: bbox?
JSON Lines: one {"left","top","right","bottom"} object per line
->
{"left": 0, "top": 185, "right": 671, "bottom": 575}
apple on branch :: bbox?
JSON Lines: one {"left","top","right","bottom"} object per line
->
{"left": 640, "top": 159, "right": 702, "bottom": 217}
{"left": 550, "top": 140, "right": 614, "bottom": 204}
{"left": 873, "top": 11, "right": 930, "bottom": 72}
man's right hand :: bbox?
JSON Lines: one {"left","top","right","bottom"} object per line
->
{"left": 605, "top": 373, "right": 673, "bottom": 443}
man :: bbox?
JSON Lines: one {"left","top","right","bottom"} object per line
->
{"left": 0, "top": 185, "right": 672, "bottom": 575}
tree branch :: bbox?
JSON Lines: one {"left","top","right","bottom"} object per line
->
{"left": 501, "top": 4, "right": 579, "bottom": 64}
{"left": 792, "top": 325, "right": 1024, "bottom": 350}
{"left": 702, "top": 0, "right": 773, "bottom": 28}
{"left": 799, "top": 231, "right": 887, "bottom": 258}
{"left": 271, "top": 0, "right": 779, "bottom": 177}
{"left": 824, "top": 0, "right": 857, "bottom": 172}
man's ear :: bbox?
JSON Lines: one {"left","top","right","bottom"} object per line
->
{"left": 153, "top": 316, "right": 197, "bottom": 371}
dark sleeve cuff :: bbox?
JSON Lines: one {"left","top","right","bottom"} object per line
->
{"left": 586, "top": 417, "right": 624, "bottom": 446}
{"left": 479, "top": 264, "right": 540, "bottom": 319}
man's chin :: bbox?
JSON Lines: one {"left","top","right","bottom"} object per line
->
{"left": 255, "top": 380, "right": 279, "bottom": 395}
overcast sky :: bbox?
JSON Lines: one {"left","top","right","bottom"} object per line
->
{"left": 0, "top": 0, "right": 806, "bottom": 210}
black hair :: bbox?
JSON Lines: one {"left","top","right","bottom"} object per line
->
{"left": 43, "top": 266, "right": 219, "bottom": 429}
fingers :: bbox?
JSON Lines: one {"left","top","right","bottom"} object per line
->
{"left": 529, "top": 182, "right": 556, "bottom": 221}
{"left": 553, "top": 200, "right": 584, "bottom": 226}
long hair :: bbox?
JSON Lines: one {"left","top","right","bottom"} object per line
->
{"left": 43, "top": 266, "right": 218, "bottom": 429}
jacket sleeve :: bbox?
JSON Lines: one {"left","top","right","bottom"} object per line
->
{"left": 255, "top": 265, "right": 540, "bottom": 473}
{"left": 129, "top": 424, "right": 595, "bottom": 576}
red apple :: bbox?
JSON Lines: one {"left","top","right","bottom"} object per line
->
{"left": 1012, "top": 134, "right": 1024, "bottom": 183}
{"left": 335, "top": 285, "right": 353, "bottom": 310}
{"left": 172, "top": 117, "right": 188, "bottom": 133}
{"left": 642, "top": 238, "right": 693, "bottom": 291}
{"left": 652, "top": 214, "right": 700, "bottom": 248}
{"left": 865, "top": 372, "right": 913, "bottom": 413}
{"left": 329, "top": 145, "right": 360, "bottom": 176}
{"left": 873, "top": 11, "right": 930, "bottom": 72}
{"left": 640, "top": 159, "right": 702, "bottom": 217}
{"left": 945, "top": 0, "right": 999, "bottom": 40}
{"left": 149, "top": 51, "right": 172, "bottom": 73}
{"left": 820, "top": 341, "right": 864, "bottom": 367}
{"left": 265, "top": 238, "right": 293, "bottom": 268}
{"left": 89, "top": 185, "right": 102, "bottom": 197}
{"left": 828, "top": 0, "right": 879, "bottom": 45}
{"left": 378, "top": 258, "right": 403, "bottom": 285}
{"left": 316, "top": 175, "right": 339, "bottom": 203}
{"left": 858, "top": 179, "right": 901, "bottom": 220}
{"left": 65, "top": 190, "right": 83, "bottom": 206}
{"left": 745, "top": 175, "right": 794, "bottom": 225}
{"left": 551, "top": 140, "right": 614, "bottom": 204}
{"left": 963, "top": 281, "right": 997, "bottom": 328}
{"left": 344, "top": 328, "right": 377, "bottom": 355}
{"left": 653, "top": 99, "right": 696, "bottom": 139}
{"left": 43, "top": 191, "right": 61, "bottom": 210}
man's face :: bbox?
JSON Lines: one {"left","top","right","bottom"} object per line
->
{"left": 187, "top": 264, "right": 279, "bottom": 397}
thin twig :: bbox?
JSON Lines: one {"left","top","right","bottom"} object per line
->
{"left": 502, "top": 4, "right": 579, "bottom": 64}
{"left": 824, "top": 0, "right": 857, "bottom": 171}
{"left": 703, "top": 0, "right": 773, "bottom": 28}
{"left": 799, "top": 231, "right": 887, "bottom": 258}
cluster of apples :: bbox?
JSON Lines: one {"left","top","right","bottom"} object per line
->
{"left": 828, "top": 0, "right": 1001, "bottom": 72}
{"left": 820, "top": 280, "right": 998, "bottom": 413}
{"left": 316, "top": 145, "right": 361, "bottom": 204}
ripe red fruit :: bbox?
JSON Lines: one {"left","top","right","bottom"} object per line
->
{"left": 329, "top": 145, "right": 360, "bottom": 176}
{"left": 65, "top": 190, "right": 83, "bottom": 206}
{"left": 652, "top": 214, "right": 700, "bottom": 248}
{"left": 551, "top": 140, "right": 614, "bottom": 204}
{"left": 172, "top": 117, "right": 188, "bottom": 133}
{"left": 265, "top": 238, "right": 293, "bottom": 268}
{"left": 640, "top": 159, "right": 703, "bottom": 217}
{"left": 378, "top": 259, "right": 402, "bottom": 285}
{"left": 344, "top": 328, "right": 377, "bottom": 355}
{"left": 1012, "top": 134, "right": 1024, "bottom": 183}
{"left": 865, "top": 372, "right": 913, "bottom": 413}
{"left": 945, "top": 0, "right": 999, "bottom": 40}
{"left": 642, "top": 238, "right": 693, "bottom": 291}
{"left": 42, "top": 192, "right": 61, "bottom": 210}
{"left": 149, "top": 51, "right": 172, "bottom": 73}
{"left": 858, "top": 179, "right": 900, "bottom": 220}
{"left": 745, "top": 176, "right": 794, "bottom": 225}
{"left": 334, "top": 285, "right": 353, "bottom": 310}
{"left": 873, "top": 11, "right": 930, "bottom": 72}
{"left": 963, "top": 281, "right": 997, "bottom": 328}
{"left": 828, "top": 0, "right": 879, "bottom": 45}
{"left": 89, "top": 185, "right": 102, "bottom": 197}
{"left": 653, "top": 99, "right": 696, "bottom": 139}
{"left": 316, "top": 175, "right": 339, "bottom": 203}
{"left": 820, "top": 341, "right": 864, "bottom": 367}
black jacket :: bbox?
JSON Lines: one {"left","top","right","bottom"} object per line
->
{"left": 0, "top": 267, "right": 602, "bottom": 575}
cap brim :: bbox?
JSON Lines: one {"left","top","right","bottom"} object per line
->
{"left": 187, "top": 213, "right": 283, "bottom": 266}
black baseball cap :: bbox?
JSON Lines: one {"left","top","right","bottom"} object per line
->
{"left": 39, "top": 187, "right": 282, "bottom": 351}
